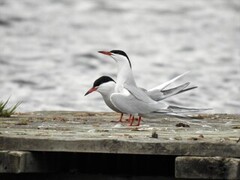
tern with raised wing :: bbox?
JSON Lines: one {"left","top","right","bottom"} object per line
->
{"left": 96, "top": 50, "right": 208, "bottom": 125}
{"left": 85, "top": 75, "right": 205, "bottom": 125}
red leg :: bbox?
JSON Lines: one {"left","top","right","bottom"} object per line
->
{"left": 127, "top": 114, "right": 132, "bottom": 122}
{"left": 136, "top": 116, "right": 142, "bottom": 126}
{"left": 129, "top": 115, "right": 135, "bottom": 126}
{"left": 118, "top": 113, "right": 123, "bottom": 122}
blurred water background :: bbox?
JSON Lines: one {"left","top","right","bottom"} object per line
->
{"left": 0, "top": 0, "right": 239, "bottom": 113}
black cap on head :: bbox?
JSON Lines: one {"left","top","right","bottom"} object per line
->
{"left": 93, "top": 76, "right": 115, "bottom": 87}
{"left": 110, "top": 50, "right": 132, "bottom": 68}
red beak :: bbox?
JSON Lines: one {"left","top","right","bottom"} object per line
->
{"left": 98, "top": 51, "right": 112, "bottom": 56}
{"left": 84, "top": 87, "right": 98, "bottom": 96}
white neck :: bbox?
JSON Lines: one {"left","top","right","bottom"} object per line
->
{"left": 115, "top": 61, "right": 137, "bottom": 92}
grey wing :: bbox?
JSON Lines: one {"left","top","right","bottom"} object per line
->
{"left": 102, "top": 95, "right": 122, "bottom": 113}
{"left": 148, "top": 71, "right": 189, "bottom": 92}
{"left": 110, "top": 93, "right": 158, "bottom": 115}
{"left": 124, "top": 83, "right": 155, "bottom": 103}
{"left": 147, "top": 82, "right": 191, "bottom": 101}
{"left": 139, "top": 87, "right": 147, "bottom": 92}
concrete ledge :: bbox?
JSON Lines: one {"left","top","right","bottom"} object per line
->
{"left": 175, "top": 156, "right": 240, "bottom": 179}
{"left": 0, "top": 137, "right": 239, "bottom": 157}
{"left": 0, "top": 151, "right": 42, "bottom": 173}
{"left": 0, "top": 112, "right": 239, "bottom": 157}
{"left": 0, "top": 112, "right": 240, "bottom": 178}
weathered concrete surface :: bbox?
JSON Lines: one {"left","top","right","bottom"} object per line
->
{"left": 0, "top": 151, "right": 43, "bottom": 173}
{"left": 175, "top": 156, "right": 240, "bottom": 179}
{"left": 0, "top": 112, "right": 239, "bottom": 156}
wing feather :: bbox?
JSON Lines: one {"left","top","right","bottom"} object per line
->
{"left": 124, "top": 83, "right": 155, "bottom": 103}
{"left": 148, "top": 71, "right": 189, "bottom": 92}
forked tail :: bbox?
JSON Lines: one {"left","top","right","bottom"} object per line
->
{"left": 153, "top": 105, "right": 212, "bottom": 118}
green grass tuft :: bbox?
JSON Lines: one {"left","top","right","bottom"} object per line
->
{"left": 0, "top": 98, "right": 21, "bottom": 117}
